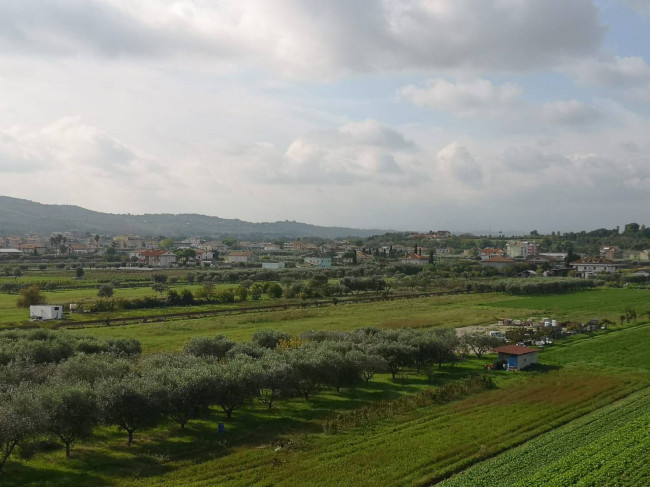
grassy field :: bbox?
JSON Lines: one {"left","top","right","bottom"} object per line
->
{"left": 64, "top": 293, "right": 516, "bottom": 353}
{"left": 0, "top": 283, "right": 241, "bottom": 326}
{"left": 65, "top": 288, "right": 649, "bottom": 353}
{"left": 482, "top": 287, "right": 650, "bottom": 322}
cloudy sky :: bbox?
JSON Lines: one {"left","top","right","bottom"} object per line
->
{"left": 1, "top": 0, "right": 649, "bottom": 233}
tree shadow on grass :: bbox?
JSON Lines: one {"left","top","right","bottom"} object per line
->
{"left": 525, "top": 363, "right": 562, "bottom": 373}
{"left": 1, "top": 462, "right": 110, "bottom": 487}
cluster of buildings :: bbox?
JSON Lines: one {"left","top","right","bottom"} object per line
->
{"left": 2, "top": 231, "right": 650, "bottom": 277}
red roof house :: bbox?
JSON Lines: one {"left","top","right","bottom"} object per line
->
{"left": 493, "top": 345, "right": 539, "bottom": 370}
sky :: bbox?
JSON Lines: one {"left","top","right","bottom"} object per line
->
{"left": 1, "top": 0, "right": 650, "bottom": 233}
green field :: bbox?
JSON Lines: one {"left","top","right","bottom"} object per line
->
{"left": 483, "top": 287, "right": 650, "bottom": 322}
{"left": 440, "top": 386, "right": 650, "bottom": 487}
{"left": 2, "top": 288, "right": 650, "bottom": 486}
{"left": 0, "top": 283, "right": 240, "bottom": 326}
{"left": 66, "top": 288, "right": 650, "bottom": 353}
{"left": 543, "top": 322, "right": 650, "bottom": 371}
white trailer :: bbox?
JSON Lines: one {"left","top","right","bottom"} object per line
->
{"left": 29, "top": 305, "right": 63, "bottom": 321}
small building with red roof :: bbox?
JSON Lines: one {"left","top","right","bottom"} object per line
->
{"left": 493, "top": 345, "right": 539, "bottom": 370}
{"left": 480, "top": 255, "right": 515, "bottom": 270}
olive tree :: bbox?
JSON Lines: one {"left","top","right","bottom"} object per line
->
{"left": 97, "top": 284, "right": 114, "bottom": 298}
{"left": 462, "top": 333, "right": 504, "bottom": 359}
{"left": 183, "top": 335, "right": 234, "bottom": 361}
{"left": 0, "top": 387, "right": 44, "bottom": 472}
{"left": 39, "top": 382, "right": 97, "bottom": 457}
{"left": 368, "top": 341, "right": 416, "bottom": 379}
{"left": 211, "top": 360, "right": 258, "bottom": 419}
{"left": 96, "top": 375, "right": 164, "bottom": 446}
{"left": 251, "top": 329, "right": 290, "bottom": 350}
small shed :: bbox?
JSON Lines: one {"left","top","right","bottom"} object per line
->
{"left": 493, "top": 345, "right": 539, "bottom": 370}
{"left": 30, "top": 305, "right": 63, "bottom": 321}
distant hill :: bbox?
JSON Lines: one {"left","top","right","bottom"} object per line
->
{"left": 0, "top": 196, "right": 385, "bottom": 239}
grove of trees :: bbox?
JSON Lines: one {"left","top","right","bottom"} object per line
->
{"left": 0, "top": 325, "right": 466, "bottom": 471}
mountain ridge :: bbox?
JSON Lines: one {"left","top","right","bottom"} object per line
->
{"left": 0, "top": 196, "right": 387, "bottom": 239}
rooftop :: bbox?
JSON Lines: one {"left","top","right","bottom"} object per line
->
{"left": 493, "top": 345, "right": 539, "bottom": 356}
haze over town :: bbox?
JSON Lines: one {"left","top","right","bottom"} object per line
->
{"left": 1, "top": 1, "right": 650, "bottom": 232}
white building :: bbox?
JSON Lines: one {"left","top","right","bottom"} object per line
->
{"left": 262, "top": 262, "right": 286, "bottom": 269}
{"left": 506, "top": 241, "right": 540, "bottom": 259}
{"left": 227, "top": 251, "right": 258, "bottom": 264}
{"left": 398, "top": 254, "right": 430, "bottom": 266}
{"left": 30, "top": 305, "right": 63, "bottom": 320}
{"left": 138, "top": 250, "right": 177, "bottom": 267}
{"left": 304, "top": 256, "right": 332, "bottom": 268}
{"left": 570, "top": 257, "right": 620, "bottom": 278}
{"left": 195, "top": 250, "right": 214, "bottom": 261}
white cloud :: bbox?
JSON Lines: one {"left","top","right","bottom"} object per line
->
{"left": 400, "top": 78, "right": 601, "bottom": 127}
{"left": 400, "top": 78, "right": 524, "bottom": 118}
{"left": 436, "top": 142, "right": 484, "bottom": 187}
{"left": 273, "top": 120, "right": 422, "bottom": 185}
{"left": 574, "top": 56, "right": 650, "bottom": 88}
{"left": 0, "top": 117, "right": 166, "bottom": 205}
{"left": 0, "top": 0, "right": 604, "bottom": 78}
{"left": 540, "top": 99, "right": 601, "bottom": 125}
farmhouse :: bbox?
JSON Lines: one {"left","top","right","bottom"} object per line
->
{"left": 570, "top": 257, "right": 621, "bottom": 278}
{"left": 30, "top": 305, "right": 63, "bottom": 321}
{"left": 140, "top": 250, "right": 177, "bottom": 267}
{"left": 480, "top": 255, "right": 515, "bottom": 269}
{"left": 493, "top": 345, "right": 539, "bottom": 370}
{"left": 227, "top": 251, "right": 258, "bottom": 264}
{"left": 18, "top": 243, "right": 47, "bottom": 255}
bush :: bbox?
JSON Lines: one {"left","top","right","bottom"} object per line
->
{"left": 183, "top": 335, "right": 234, "bottom": 360}
{"left": 16, "top": 285, "right": 46, "bottom": 308}
{"left": 252, "top": 329, "right": 291, "bottom": 349}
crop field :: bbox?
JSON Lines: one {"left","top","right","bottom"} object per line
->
{"left": 114, "top": 371, "right": 643, "bottom": 487}
{"left": 543, "top": 322, "right": 650, "bottom": 371}
{"left": 439, "top": 386, "right": 650, "bottom": 487}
